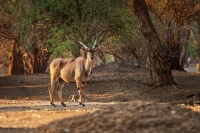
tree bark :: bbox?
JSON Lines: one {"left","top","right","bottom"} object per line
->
{"left": 8, "top": 40, "right": 24, "bottom": 76}
{"left": 133, "top": 0, "right": 175, "bottom": 85}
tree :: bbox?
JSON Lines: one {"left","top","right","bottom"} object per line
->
{"left": 146, "top": 0, "right": 200, "bottom": 70}
{"left": 38, "top": 0, "right": 132, "bottom": 62}
{"left": 39, "top": 0, "right": 122, "bottom": 44}
{"left": 133, "top": 0, "right": 175, "bottom": 85}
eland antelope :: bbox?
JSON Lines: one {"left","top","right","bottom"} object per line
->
{"left": 48, "top": 40, "right": 99, "bottom": 107}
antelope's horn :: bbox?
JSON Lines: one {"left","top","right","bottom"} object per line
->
{"left": 92, "top": 39, "right": 98, "bottom": 48}
{"left": 79, "top": 41, "right": 88, "bottom": 49}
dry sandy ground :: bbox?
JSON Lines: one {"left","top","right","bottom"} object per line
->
{"left": 0, "top": 63, "right": 200, "bottom": 133}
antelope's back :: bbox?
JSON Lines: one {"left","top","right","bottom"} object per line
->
{"left": 50, "top": 58, "right": 73, "bottom": 72}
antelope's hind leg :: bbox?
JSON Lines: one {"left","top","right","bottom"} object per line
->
{"left": 57, "top": 78, "right": 66, "bottom": 107}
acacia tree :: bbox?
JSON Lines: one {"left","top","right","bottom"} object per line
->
{"left": 133, "top": 0, "right": 175, "bottom": 85}
{"left": 39, "top": 0, "right": 131, "bottom": 61}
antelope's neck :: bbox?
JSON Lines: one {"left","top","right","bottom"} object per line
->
{"left": 85, "top": 59, "right": 93, "bottom": 74}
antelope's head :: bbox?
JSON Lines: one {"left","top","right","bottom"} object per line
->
{"left": 79, "top": 40, "right": 99, "bottom": 62}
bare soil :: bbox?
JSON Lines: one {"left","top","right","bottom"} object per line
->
{"left": 0, "top": 63, "right": 200, "bottom": 133}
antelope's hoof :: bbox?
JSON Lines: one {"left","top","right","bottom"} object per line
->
{"left": 51, "top": 102, "right": 56, "bottom": 107}
{"left": 79, "top": 103, "right": 85, "bottom": 107}
{"left": 61, "top": 103, "right": 66, "bottom": 107}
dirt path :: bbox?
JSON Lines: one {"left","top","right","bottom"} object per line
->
{"left": 0, "top": 100, "right": 116, "bottom": 128}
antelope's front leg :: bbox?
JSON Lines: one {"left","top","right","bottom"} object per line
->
{"left": 76, "top": 81, "right": 85, "bottom": 106}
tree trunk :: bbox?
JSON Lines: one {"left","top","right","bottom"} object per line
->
{"left": 32, "top": 46, "right": 38, "bottom": 74}
{"left": 8, "top": 40, "right": 24, "bottom": 76}
{"left": 197, "top": 20, "right": 200, "bottom": 72}
{"left": 133, "top": 0, "right": 175, "bottom": 85}
{"left": 23, "top": 47, "right": 50, "bottom": 74}
{"left": 180, "top": 29, "right": 190, "bottom": 69}
{"left": 37, "top": 47, "right": 50, "bottom": 73}
{"left": 30, "top": 46, "right": 50, "bottom": 74}
{"left": 166, "top": 30, "right": 182, "bottom": 70}
{"left": 164, "top": 25, "right": 183, "bottom": 70}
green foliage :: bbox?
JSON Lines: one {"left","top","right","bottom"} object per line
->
{"left": 1, "top": 0, "right": 134, "bottom": 59}
{"left": 188, "top": 40, "right": 198, "bottom": 60}
{"left": 47, "top": 27, "right": 79, "bottom": 58}
{"left": 34, "top": 0, "right": 131, "bottom": 57}
{"left": 51, "top": 40, "right": 78, "bottom": 58}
